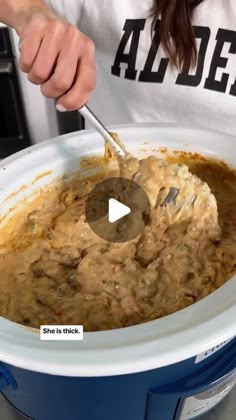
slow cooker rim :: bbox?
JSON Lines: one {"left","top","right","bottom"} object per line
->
{"left": 0, "top": 123, "right": 235, "bottom": 376}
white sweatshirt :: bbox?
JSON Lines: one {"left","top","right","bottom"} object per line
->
{"left": 46, "top": 0, "right": 236, "bottom": 135}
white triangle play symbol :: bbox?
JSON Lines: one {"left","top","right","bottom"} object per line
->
{"left": 108, "top": 198, "right": 131, "bottom": 223}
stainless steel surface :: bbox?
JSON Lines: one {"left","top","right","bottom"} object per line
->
{"left": 78, "top": 105, "right": 128, "bottom": 159}
{"left": 156, "top": 186, "right": 180, "bottom": 206}
{"left": 1, "top": 385, "right": 236, "bottom": 419}
{"left": 0, "top": 61, "right": 13, "bottom": 74}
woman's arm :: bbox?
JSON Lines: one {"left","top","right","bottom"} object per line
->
{"left": 0, "top": 0, "right": 49, "bottom": 30}
{"left": 0, "top": 0, "right": 96, "bottom": 111}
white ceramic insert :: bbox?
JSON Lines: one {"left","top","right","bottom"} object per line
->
{"left": 0, "top": 123, "right": 235, "bottom": 377}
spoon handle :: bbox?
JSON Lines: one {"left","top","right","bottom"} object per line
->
{"left": 78, "top": 105, "right": 127, "bottom": 159}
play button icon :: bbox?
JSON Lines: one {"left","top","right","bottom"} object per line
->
{"left": 85, "top": 177, "right": 151, "bottom": 242}
{"left": 108, "top": 198, "right": 131, "bottom": 223}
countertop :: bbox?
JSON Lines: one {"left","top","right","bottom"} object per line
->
{"left": 1, "top": 385, "right": 236, "bottom": 419}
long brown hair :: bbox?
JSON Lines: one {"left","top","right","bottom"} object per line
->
{"left": 151, "top": 0, "right": 205, "bottom": 70}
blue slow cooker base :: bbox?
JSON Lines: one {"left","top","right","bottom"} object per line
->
{"left": 1, "top": 338, "right": 236, "bottom": 420}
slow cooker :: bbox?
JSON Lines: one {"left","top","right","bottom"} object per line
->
{"left": 0, "top": 123, "right": 236, "bottom": 420}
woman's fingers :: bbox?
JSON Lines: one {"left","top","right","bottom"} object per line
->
{"left": 19, "top": 12, "right": 50, "bottom": 73}
{"left": 56, "top": 43, "right": 96, "bottom": 110}
{"left": 40, "top": 26, "right": 84, "bottom": 100}
{"left": 27, "top": 22, "right": 66, "bottom": 85}
{"left": 18, "top": 8, "right": 96, "bottom": 110}
{"left": 19, "top": 32, "right": 43, "bottom": 74}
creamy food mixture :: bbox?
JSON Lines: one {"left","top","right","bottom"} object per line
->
{"left": 0, "top": 153, "right": 235, "bottom": 331}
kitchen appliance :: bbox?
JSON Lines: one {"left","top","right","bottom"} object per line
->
{"left": 0, "top": 27, "right": 31, "bottom": 158}
{"left": 0, "top": 124, "right": 236, "bottom": 420}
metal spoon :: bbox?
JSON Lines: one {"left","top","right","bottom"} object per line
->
{"left": 78, "top": 105, "right": 129, "bottom": 160}
{"left": 78, "top": 105, "right": 180, "bottom": 205}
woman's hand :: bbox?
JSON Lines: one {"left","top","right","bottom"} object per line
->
{"left": 17, "top": 6, "right": 96, "bottom": 111}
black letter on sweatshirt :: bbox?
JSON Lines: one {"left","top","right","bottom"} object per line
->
{"left": 139, "top": 20, "right": 169, "bottom": 83}
{"left": 230, "top": 78, "right": 236, "bottom": 96}
{"left": 176, "top": 26, "right": 210, "bottom": 87}
{"left": 204, "top": 28, "right": 236, "bottom": 93}
{"left": 111, "top": 19, "right": 145, "bottom": 80}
